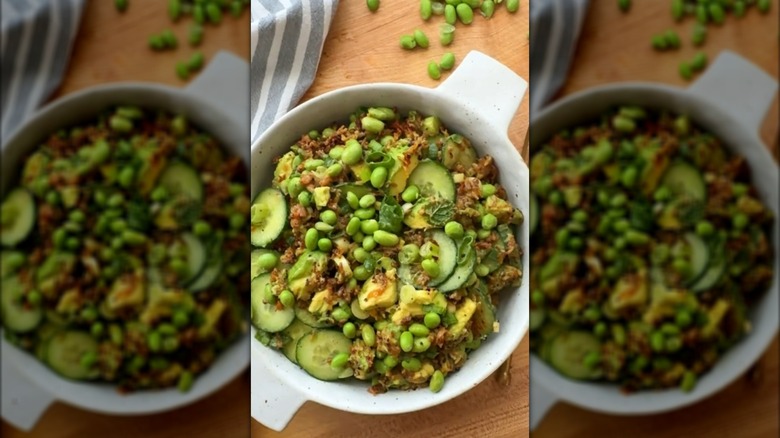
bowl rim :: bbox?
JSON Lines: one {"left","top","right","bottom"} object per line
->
{"left": 528, "top": 80, "right": 779, "bottom": 414}
{"left": 0, "top": 81, "right": 250, "bottom": 415}
{"left": 250, "top": 80, "right": 529, "bottom": 415}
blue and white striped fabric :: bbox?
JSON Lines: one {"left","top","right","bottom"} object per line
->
{"left": 250, "top": 0, "right": 339, "bottom": 145}
{"left": 530, "top": 0, "right": 589, "bottom": 113}
{"left": 1, "top": 0, "right": 85, "bottom": 145}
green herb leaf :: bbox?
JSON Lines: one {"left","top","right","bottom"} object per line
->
{"left": 378, "top": 196, "right": 403, "bottom": 233}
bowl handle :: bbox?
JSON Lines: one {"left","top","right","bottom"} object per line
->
{"left": 250, "top": 354, "right": 307, "bottom": 431}
{"left": 1, "top": 351, "right": 54, "bottom": 431}
{"left": 435, "top": 51, "right": 527, "bottom": 135}
{"left": 529, "top": 378, "right": 559, "bottom": 432}
{"left": 186, "top": 50, "right": 250, "bottom": 133}
{"left": 688, "top": 50, "right": 777, "bottom": 135}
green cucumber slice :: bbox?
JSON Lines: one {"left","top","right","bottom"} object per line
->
{"left": 46, "top": 331, "right": 99, "bottom": 380}
{"left": 251, "top": 188, "right": 288, "bottom": 248}
{"left": 407, "top": 160, "right": 455, "bottom": 202}
{"left": 549, "top": 331, "right": 602, "bottom": 380}
{"left": 692, "top": 258, "right": 726, "bottom": 292}
{"left": 188, "top": 258, "right": 222, "bottom": 292}
{"left": 180, "top": 233, "right": 207, "bottom": 286}
{"left": 295, "top": 330, "right": 353, "bottom": 381}
{"left": 295, "top": 306, "right": 334, "bottom": 328}
{"left": 661, "top": 161, "right": 706, "bottom": 202}
{"left": 1, "top": 275, "right": 42, "bottom": 333}
{"left": 684, "top": 233, "right": 709, "bottom": 284}
{"left": 251, "top": 274, "right": 294, "bottom": 333}
{"left": 472, "top": 288, "right": 497, "bottom": 339}
{"left": 1, "top": 250, "right": 25, "bottom": 279}
{"left": 281, "top": 319, "right": 314, "bottom": 363}
{"left": 1, "top": 188, "right": 36, "bottom": 247}
{"left": 158, "top": 162, "right": 204, "bottom": 203}
{"left": 428, "top": 230, "right": 457, "bottom": 287}
{"left": 438, "top": 241, "right": 476, "bottom": 293}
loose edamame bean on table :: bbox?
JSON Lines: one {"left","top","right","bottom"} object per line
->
{"left": 251, "top": 107, "right": 524, "bottom": 393}
{"left": 0, "top": 106, "right": 249, "bottom": 392}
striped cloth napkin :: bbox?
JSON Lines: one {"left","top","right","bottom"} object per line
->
{"left": 530, "top": 0, "right": 589, "bottom": 113}
{"left": 250, "top": 0, "right": 339, "bottom": 145}
{"left": 0, "top": 0, "right": 85, "bottom": 144}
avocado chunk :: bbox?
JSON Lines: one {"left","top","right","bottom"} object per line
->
{"left": 639, "top": 143, "right": 670, "bottom": 196}
{"left": 359, "top": 269, "right": 398, "bottom": 311}
{"left": 441, "top": 134, "right": 477, "bottom": 170}
{"left": 287, "top": 251, "right": 328, "bottom": 301}
{"left": 391, "top": 285, "right": 445, "bottom": 324}
{"left": 448, "top": 298, "right": 477, "bottom": 338}
{"left": 387, "top": 146, "right": 419, "bottom": 195}
{"left": 274, "top": 152, "right": 296, "bottom": 191}
{"left": 312, "top": 187, "right": 330, "bottom": 208}
{"left": 609, "top": 269, "right": 648, "bottom": 311}
{"left": 106, "top": 269, "right": 146, "bottom": 312}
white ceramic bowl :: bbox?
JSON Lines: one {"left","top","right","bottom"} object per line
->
{"left": 250, "top": 51, "right": 529, "bottom": 431}
{"left": 529, "top": 51, "right": 779, "bottom": 429}
{"left": 0, "top": 52, "right": 251, "bottom": 431}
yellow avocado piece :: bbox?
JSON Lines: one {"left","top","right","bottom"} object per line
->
{"left": 448, "top": 298, "right": 477, "bottom": 338}
{"left": 359, "top": 269, "right": 398, "bottom": 311}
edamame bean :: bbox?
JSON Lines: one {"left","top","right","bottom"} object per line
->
{"left": 413, "top": 29, "right": 430, "bottom": 48}
{"left": 362, "top": 236, "right": 377, "bottom": 251}
{"left": 177, "top": 371, "right": 194, "bottom": 392}
{"left": 612, "top": 324, "right": 627, "bottom": 346}
{"left": 115, "top": 0, "right": 128, "bottom": 12}
{"left": 421, "top": 259, "right": 440, "bottom": 277}
{"left": 506, "top": 0, "right": 519, "bottom": 13}
{"left": 318, "top": 238, "right": 333, "bottom": 252}
{"left": 440, "top": 52, "right": 456, "bottom": 71}
{"left": 475, "top": 264, "right": 490, "bottom": 277}
{"left": 298, "top": 191, "right": 312, "bottom": 207}
{"left": 428, "top": 61, "right": 442, "bottom": 80}
{"left": 359, "top": 194, "right": 376, "bottom": 209}
{"left": 331, "top": 352, "right": 350, "bottom": 370}
{"left": 480, "top": 183, "right": 496, "bottom": 198}
{"left": 456, "top": 3, "right": 473, "bottom": 23}
{"left": 680, "top": 370, "right": 697, "bottom": 391}
{"left": 691, "top": 51, "right": 707, "bottom": 71}
{"left": 400, "top": 35, "right": 417, "bottom": 50}
{"left": 618, "top": 0, "right": 631, "bottom": 12}
{"left": 665, "top": 30, "right": 680, "bottom": 49}
{"left": 612, "top": 115, "right": 636, "bottom": 133}
{"left": 361, "top": 219, "right": 379, "bottom": 235}
{"left": 172, "top": 310, "right": 190, "bottom": 328}
{"left": 148, "top": 331, "right": 163, "bottom": 352}
{"left": 413, "top": 337, "right": 431, "bottom": 353}
{"left": 176, "top": 61, "right": 190, "bottom": 80}
{"left": 679, "top": 61, "right": 693, "bottom": 80}
{"left": 758, "top": 0, "right": 771, "bottom": 13}
{"left": 409, "top": 323, "right": 430, "bottom": 337}
{"left": 206, "top": 3, "right": 222, "bottom": 23}
{"left": 650, "top": 331, "right": 665, "bottom": 352}
{"left": 424, "top": 312, "right": 441, "bottom": 329}
{"left": 320, "top": 210, "right": 338, "bottom": 226}
{"left": 193, "top": 220, "right": 211, "bottom": 236}
{"left": 421, "top": 0, "right": 433, "bottom": 20}
{"left": 401, "top": 185, "right": 419, "bottom": 203}
{"left": 305, "top": 228, "right": 319, "bottom": 250}
{"left": 621, "top": 166, "right": 638, "bottom": 187}
{"left": 346, "top": 217, "right": 361, "bottom": 236}
{"left": 625, "top": 230, "right": 650, "bottom": 246}
{"left": 326, "top": 163, "right": 343, "bottom": 177}
{"left": 342, "top": 140, "right": 363, "bottom": 165}
{"left": 671, "top": 0, "right": 683, "bottom": 20}
{"left": 696, "top": 4, "right": 708, "bottom": 23}
{"left": 402, "top": 358, "right": 422, "bottom": 372}
{"left": 80, "top": 351, "right": 98, "bottom": 369}
{"left": 362, "top": 117, "right": 385, "bottom": 135}
{"left": 355, "top": 208, "right": 375, "bottom": 220}
{"left": 696, "top": 220, "right": 714, "bottom": 237}
{"left": 329, "top": 146, "right": 344, "bottom": 161}
{"left": 384, "top": 355, "right": 399, "bottom": 369}
{"left": 400, "top": 331, "right": 414, "bottom": 352}
{"left": 675, "top": 309, "right": 692, "bottom": 328}
{"left": 367, "top": 0, "right": 380, "bottom": 12}
{"left": 110, "top": 115, "right": 133, "bottom": 133}
{"left": 444, "top": 4, "right": 457, "bottom": 24}
{"left": 444, "top": 221, "right": 464, "bottom": 238}
{"left": 583, "top": 351, "right": 601, "bottom": 368}
{"left": 531, "top": 290, "right": 545, "bottom": 306}
{"left": 429, "top": 370, "right": 445, "bottom": 393}
{"left": 692, "top": 23, "right": 707, "bottom": 46}
{"left": 343, "top": 322, "right": 357, "bottom": 338}
{"left": 481, "top": 213, "right": 497, "bottom": 229}
{"left": 257, "top": 252, "right": 279, "bottom": 270}
{"left": 279, "top": 290, "right": 295, "bottom": 308}
{"left": 440, "top": 28, "right": 455, "bottom": 46}
{"left": 594, "top": 322, "right": 608, "bottom": 337}
{"left": 331, "top": 308, "right": 350, "bottom": 322}
{"left": 708, "top": 3, "right": 725, "bottom": 24}
{"left": 370, "top": 166, "right": 388, "bottom": 188}
{"left": 374, "top": 230, "right": 399, "bottom": 247}
{"left": 362, "top": 324, "right": 377, "bottom": 346}
{"left": 733, "top": 213, "right": 748, "bottom": 229}
{"left": 481, "top": 0, "right": 495, "bottom": 18}
{"left": 189, "top": 24, "right": 204, "bottom": 46}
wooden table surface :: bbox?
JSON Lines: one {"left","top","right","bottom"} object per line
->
{"left": 254, "top": 1, "right": 529, "bottom": 437}
{"left": 535, "top": 2, "right": 779, "bottom": 437}
{"left": 2, "top": 2, "right": 251, "bottom": 438}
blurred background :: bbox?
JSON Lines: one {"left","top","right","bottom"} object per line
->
{"left": 530, "top": 1, "right": 778, "bottom": 437}
{"left": 1, "top": 1, "right": 250, "bottom": 437}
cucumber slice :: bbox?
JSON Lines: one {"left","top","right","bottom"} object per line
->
{"left": 46, "top": 331, "right": 99, "bottom": 380}
{"left": 188, "top": 259, "right": 222, "bottom": 292}
{"left": 692, "top": 258, "right": 726, "bottom": 292}
{"left": 295, "top": 306, "right": 334, "bottom": 328}
{"left": 1, "top": 275, "right": 42, "bottom": 333}
{"left": 251, "top": 274, "right": 294, "bottom": 333}
{"left": 549, "top": 331, "right": 602, "bottom": 380}
{"left": 1, "top": 250, "right": 24, "bottom": 279}
{"left": 295, "top": 330, "right": 353, "bottom": 381}
{"left": 281, "top": 319, "right": 314, "bottom": 363}
{"left": 438, "top": 245, "right": 476, "bottom": 293}
{"left": 428, "top": 230, "right": 457, "bottom": 287}
{"left": 407, "top": 160, "right": 455, "bottom": 202}
{"left": 180, "top": 233, "right": 207, "bottom": 286}
{"left": 251, "top": 188, "right": 288, "bottom": 248}
{"left": 1, "top": 188, "right": 36, "bottom": 247}
{"left": 684, "top": 233, "right": 709, "bottom": 284}
{"left": 251, "top": 249, "right": 280, "bottom": 279}
{"left": 661, "top": 161, "right": 706, "bottom": 202}
{"left": 472, "top": 288, "right": 497, "bottom": 339}
{"left": 158, "top": 162, "right": 204, "bottom": 203}
{"left": 530, "top": 193, "right": 539, "bottom": 235}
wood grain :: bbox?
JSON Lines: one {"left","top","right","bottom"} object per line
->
{"left": 254, "top": 1, "right": 529, "bottom": 437}
{"left": 2, "top": 1, "right": 250, "bottom": 437}
{"left": 536, "top": 2, "right": 779, "bottom": 436}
